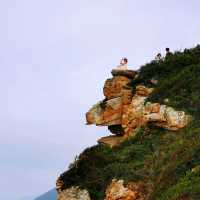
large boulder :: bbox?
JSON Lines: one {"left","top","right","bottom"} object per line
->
{"left": 98, "top": 135, "right": 126, "bottom": 147}
{"left": 147, "top": 105, "right": 191, "bottom": 130}
{"left": 103, "top": 76, "right": 132, "bottom": 100}
{"left": 111, "top": 69, "right": 137, "bottom": 79}
{"left": 57, "top": 187, "right": 91, "bottom": 200}
{"left": 86, "top": 70, "right": 191, "bottom": 146}
{"left": 104, "top": 179, "right": 137, "bottom": 200}
{"left": 56, "top": 178, "right": 91, "bottom": 200}
{"left": 86, "top": 97, "right": 123, "bottom": 126}
{"left": 135, "top": 85, "right": 154, "bottom": 96}
{"left": 122, "top": 96, "right": 191, "bottom": 137}
{"left": 104, "top": 179, "right": 149, "bottom": 200}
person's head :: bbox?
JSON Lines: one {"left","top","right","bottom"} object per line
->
{"left": 120, "top": 57, "right": 128, "bottom": 65}
{"left": 157, "top": 53, "right": 161, "bottom": 57}
{"left": 166, "top": 48, "right": 170, "bottom": 52}
{"left": 123, "top": 57, "right": 128, "bottom": 64}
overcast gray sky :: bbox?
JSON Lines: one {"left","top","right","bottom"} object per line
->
{"left": 0, "top": 0, "right": 200, "bottom": 199}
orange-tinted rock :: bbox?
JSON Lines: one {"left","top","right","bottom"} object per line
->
{"left": 86, "top": 112, "right": 95, "bottom": 124}
{"left": 122, "top": 95, "right": 148, "bottom": 137}
{"left": 122, "top": 95, "right": 190, "bottom": 137}
{"left": 86, "top": 70, "right": 191, "bottom": 146}
{"left": 86, "top": 97, "right": 123, "bottom": 126}
{"left": 127, "top": 182, "right": 152, "bottom": 200}
{"left": 122, "top": 89, "right": 133, "bottom": 105}
{"left": 104, "top": 179, "right": 147, "bottom": 200}
{"left": 135, "top": 85, "right": 154, "bottom": 96}
{"left": 104, "top": 179, "right": 137, "bottom": 200}
{"left": 103, "top": 76, "right": 131, "bottom": 99}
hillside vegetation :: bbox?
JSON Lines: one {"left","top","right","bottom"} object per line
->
{"left": 60, "top": 45, "right": 200, "bottom": 200}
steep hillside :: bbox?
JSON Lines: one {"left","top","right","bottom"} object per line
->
{"left": 57, "top": 45, "right": 200, "bottom": 200}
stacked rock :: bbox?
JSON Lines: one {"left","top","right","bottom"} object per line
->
{"left": 86, "top": 69, "right": 190, "bottom": 147}
{"left": 86, "top": 69, "right": 138, "bottom": 147}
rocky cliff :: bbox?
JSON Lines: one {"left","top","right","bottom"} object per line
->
{"left": 86, "top": 69, "right": 190, "bottom": 147}
{"left": 56, "top": 45, "right": 200, "bottom": 200}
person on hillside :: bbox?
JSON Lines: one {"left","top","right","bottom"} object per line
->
{"left": 155, "top": 53, "right": 162, "bottom": 62}
{"left": 165, "top": 47, "right": 172, "bottom": 57}
{"left": 116, "top": 57, "right": 128, "bottom": 70}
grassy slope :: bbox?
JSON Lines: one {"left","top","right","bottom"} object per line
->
{"left": 60, "top": 45, "right": 200, "bottom": 200}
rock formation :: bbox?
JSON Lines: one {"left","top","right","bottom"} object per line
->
{"left": 104, "top": 179, "right": 150, "bottom": 200}
{"left": 86, "top": 69, "right": 190, "bottom": 147}
{"left": 105, "top": 179, "right": 137, "bottom": 200}
{"left": 56, "top": 46, "right": 200, "bottom": 200}
{"left": 57, "top": 187, "right": 91, "bottom": 200}
{"left": 56, "top": 176, "right": 91, "bottom": 200}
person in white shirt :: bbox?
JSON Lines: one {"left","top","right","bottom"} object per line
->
{"left": 116, "top": 57, "right": 128, "bottom": 70}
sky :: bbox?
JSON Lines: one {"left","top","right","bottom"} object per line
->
{"left": 0, "top": 0, "right": 200, "bottom": 199}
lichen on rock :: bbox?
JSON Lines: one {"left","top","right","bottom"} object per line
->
{"left": 57, "top": 186, "right": 91, "bottom": 200}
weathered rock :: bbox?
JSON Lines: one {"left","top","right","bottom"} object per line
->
{"left": 122, "top": 96, "right": 191, "bottom": 136}
{"left": 122, "top": 95, "right": 148, "bottom": 137}
{"left": 86, "top": 70, "right": 191, "bottom": 146}
{"left": 144, "top": 102, "right": 160, "bottom": 113}
{"left": 86, "top": 97, "right": 122, "bottom": 126}
{"left": 56, "top": 176, "right": 90, "bottom": 200}
{"left": 104, "top": 179, "right": 148, "bottom": 200}
{"left": 127, "top": 182, "right": 152, "bottom": 200}
{"left": 98, "top": 135, "right": 126, "bottom": 147}
{"left": 144, "top": 103, "right": 191, "bottom": 130}
{"left": 152, "top": 106, "right": 191, "bottom": 130}
{"left": 111, "top": 69, "right": 137, "bottom": 79}
{"left": 122, "top": 89, "right": 133, "bottom": 105}
{"left": 57, "top": 187, "right": 91, "bottom": 200}
{"left": 105, "top": 179, "right": 136, "bottom": 200}
{"left": 103, "top": 76, "right": 132, "bottom": 99}
{"left": 135, "top": 85, "right": 154, "bottom": 96}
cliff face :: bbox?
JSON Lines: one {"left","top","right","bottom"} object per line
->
{"left": 86, "top": 69, "right": 190, "bottom": 147}
{"left": 56, "top": 45, "right": 200, "bottom": 200}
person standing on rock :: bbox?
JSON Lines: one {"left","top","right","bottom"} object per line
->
{"left": 116, "top": 57, "right": 128, "bottom": 70}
